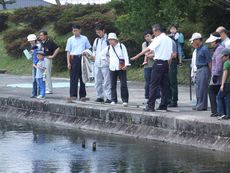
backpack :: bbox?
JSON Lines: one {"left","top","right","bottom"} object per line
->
{"left": 178, "top": 32, "right": 184, "bottom": 44}
{"left": 95, "top": 37, "right": 109, "bottom": 51}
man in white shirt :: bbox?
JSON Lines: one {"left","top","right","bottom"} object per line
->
{"left": 92, "top": 24, "right": 111, "bottom": 103}
{"left": 101, "top": 33, "right": 130, "bottom": 107}
{"left": 132, "top": 24, "right": 173, "bottom": 111}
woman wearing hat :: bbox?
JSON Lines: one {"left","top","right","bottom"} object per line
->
{"left": 217, "top": 48, "right": 230, "bottom": 120}
{"left": 205, "top": 32, "right": 224, "bottom": 117}
{"left": 101, "top": 33, "right": 130, "bottom": 107}
{"left": 27, "top": 34, "right": 41, "bottom": 98}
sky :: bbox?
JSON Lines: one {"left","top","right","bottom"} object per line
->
{"left": 43, "top": 0, "right": 111, "bottom": 5}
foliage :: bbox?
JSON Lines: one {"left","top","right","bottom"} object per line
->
{"left": 0, "top": 13, "right": 8, "bottom": 32}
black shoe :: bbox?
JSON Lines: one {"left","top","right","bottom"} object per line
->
{"left": 95, "top": 98, "right": 104, "bottom": 102}
{"left": 168, "top": 102, "right": 178, "bottom": 107}
{"left": 105, "top": 99, "right": 112, "bottom": 103}
{"left": 30, "top": 96, "right": 36, "bottom": 98}
{"left": 143, "top": 106, "right": 155, "bottom": 112}
{"left": 156, "top": 107, "right": 167, "bottom": 111}
{"left": 210, "top": 113, "right": 219, "bottom": 117}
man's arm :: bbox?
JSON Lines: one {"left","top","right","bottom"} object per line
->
{"left": 48, "top": 47, "right": 60, "bottom": 59}
{"left": 67, "top": 51, "right": 71, "bottom": 70}
{"left": 131, "top": 47, "right": 151, "bottom": 61}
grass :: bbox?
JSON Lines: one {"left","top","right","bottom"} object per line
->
{"left": 0, "top": 35, "right": 32, "bottom": 75}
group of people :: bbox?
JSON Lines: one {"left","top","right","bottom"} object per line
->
{"left": 27, "top": 31, "right": 59, "bottom": 99}
{"left": 190, "top": 26, "right": 230, "bottom": 120}
{"left": 27, "top": 23, "right": 230, "bottom": 118}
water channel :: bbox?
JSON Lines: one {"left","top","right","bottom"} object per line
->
{"left": 0, "top": 118, "right": 230, "bottom": 173}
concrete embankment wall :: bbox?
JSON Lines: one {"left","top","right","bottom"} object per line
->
{"left": 0, "top": 96, "right": 230, "bottom": 152}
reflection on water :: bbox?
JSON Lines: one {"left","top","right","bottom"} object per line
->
{"left": 0, "top": 119, "right": 230, "bottom": 173}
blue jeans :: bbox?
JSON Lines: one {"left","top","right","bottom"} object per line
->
{"left": 32, "top": 67, "right": 38, "bottom": 96}
{"left": 36, "top": 78, "right": 45, "bottom": 97}
{"left": 216, "top": 83, "right": 230, "bottom": 117}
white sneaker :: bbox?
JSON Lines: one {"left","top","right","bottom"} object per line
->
{"left": 111, "top": 102, "right": 116, "bottom": 105}
{"left": 123, "top": 102, "right": 128, "bottom": 107}
{"left": 36, "top": 95, "right": 45, "bottom": 99}
{"left": 46, "top": 91, "right": 53, "bottom": 94}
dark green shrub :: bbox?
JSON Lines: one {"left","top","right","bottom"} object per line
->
{"left": 54, "top": 20, "right": 72, "bottom": 35}
{"left": 5, "top": 39, "right": 28, "bottom": 58}
{"left": 53, "top": 50, "right": 67, "bottom": 72}
{"left": 73, "top": 12, "right": 118, "bottom": 43}
{"left": 0, "top": 13, "right": 8, "bottom": 32}
{"left": 3, "top": 28, "right": 36, "bottom": 44}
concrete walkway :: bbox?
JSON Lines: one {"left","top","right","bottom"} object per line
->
{"left": 1, "top": 74, "right": 230, "bottom": 151}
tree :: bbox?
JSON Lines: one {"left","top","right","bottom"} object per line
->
{"left": 0, "top": 0, "right": 16, "bottom": 10}
{"left": 55, "top": 0, "right": 61, "bottom": 6}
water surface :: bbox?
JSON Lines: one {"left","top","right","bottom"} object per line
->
{"left": 0, "top": 119, "right": 230, "bottom": 173}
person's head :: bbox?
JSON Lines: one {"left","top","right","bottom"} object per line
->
{"left": 152, "top": 24, "right": 165, "bottom": 37}
{"left": 27, "top": 34, "right": 37, "bottom": 45}
{"left": 108, "top": 33, "right": 118, "bottom": 46}
{"left": 221, "top": 48, "right": 230, "bottom": 62}
{"left": 205, "top": 32, "right": 221, "bottom": 48}
{"left": 189, "top": 32, "right": 202, "bottom": 48}
{"left": 39, "top": 30, "right": 48, "bottom": 42}
{"left": 216, "top": 26, "right": 229, "bottom": 40}
{"left": 37, "top": 50, "right": 45, "bottom": 60}
{"left": 170, "top": 25, "right": 178, "bottom": 34}
{"left": 144, "top": 30, "right": 153, "bottom": 42}
{"left": 95, "top": 23, "right": 106, "bottom": 38}
{"left": 72, "top": 24, "right": 81, "bottom": 37}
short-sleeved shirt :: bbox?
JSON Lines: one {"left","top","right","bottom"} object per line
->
{"left": 36, "top": 60, "right": 45, "bottom": 79}
{"left": 32, "top": 43, "right": 41, "bottom": 65}
{"left": 223, "top": 59, "right": 230, "bottom": 83}
{"left": 142, "top": 40, "right": 154, "bottom": 68}
{"left": 196, "top": 44, "right": 211, "bottom": 68}
{"left": 148, "top": 33, "right": 172, "bottom": 61}
{"left": 41, "top": 39, "right": 58, "bottom": 56}
{"left": 65, "top": 35, "right": 91, "bottom": 55}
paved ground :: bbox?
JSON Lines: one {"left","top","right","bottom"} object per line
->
{"left": 0, "top": 73, "right": 228, "bottom": 124}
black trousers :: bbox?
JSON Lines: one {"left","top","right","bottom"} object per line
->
{"left": 110, "top": 70, "right": 129, "bottom": 103}
{"left": 148, "top": 60, "right": 169, "bottom": 109}
{"left": 168, "top": 60, "right": 178, "bottom": 104}
{"left": 209, "top": 85, "right": 220, "bottom": 114}
{"left": 70, "top": 55, "right": 86, "bottom": 98}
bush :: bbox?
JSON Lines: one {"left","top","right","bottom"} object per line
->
{"left": 0, "top": 13, "right": 8, "bottom": 32}
{"left": 73, "top": 12, "right": 118, "bottom": 43}
{"left": 3, "top": 28, "right": 36, "bottom": 44}
{"left": 3, "top": 28, "right": 35, "bottom": 57}
{"left": 9, "top": 6, "right": 62, "bottom": 30}
{"left": 5, "top": 39, "right": 28, "bottom": 58}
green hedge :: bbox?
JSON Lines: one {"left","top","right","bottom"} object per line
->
{"left": 0, "top": 13, "right": 9, "bottom": 32}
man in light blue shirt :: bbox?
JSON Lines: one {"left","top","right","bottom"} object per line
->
{"left": 65, "top": 24, "right": 91, "bottom": 100}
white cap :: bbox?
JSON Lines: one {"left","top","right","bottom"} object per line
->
{"left": 205, "top": 34, "right": 221, "bottom": 43}
{"left": 27, "top": 34, "right": 37, "bottom": 41}
{"left": 108, "top": 33, "right": 118, "bottom": 40}
{"left": 189, "top": 32, "right": 202, "bottom": 42}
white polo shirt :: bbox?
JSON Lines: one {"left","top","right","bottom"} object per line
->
{"left": 148, "top": 33, "right": 172, "bottom": 61}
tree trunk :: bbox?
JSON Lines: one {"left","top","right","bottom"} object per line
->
{"left": 1, "top": 0, "right": 7, "bottom": 10}
{"left": 55, "top": 0, "right": 61, "bottom": 6}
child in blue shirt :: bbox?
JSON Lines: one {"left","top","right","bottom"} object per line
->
{"left": 34, "top": 50, "right": 46, "bottom": 99}
{"left": 27, "top": 34, "right": 41, "bottom": 98}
